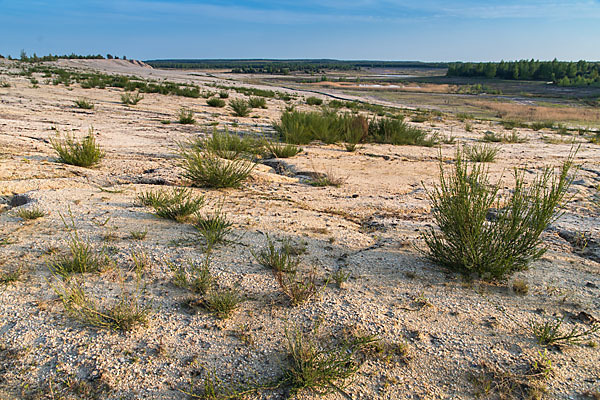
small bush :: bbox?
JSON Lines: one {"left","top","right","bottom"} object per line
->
{"left": 138, "top": 187, "right": 204, "bottom": 222}
{"left": 171, "top": 257, "right": 214, "bottom": 295}
{"left": 368, "top": 117, "right": 434, "bottom": 146}
{"left": 219, "top": 91, "right": 229, "bottom": 99}
{"left": 230, "top": 99, "right": 250, "bottom": 117}
{"left": 264, "top": 142, "right": 301, "bottom": 158}
{"left": 283, "top": 325, "right": 378, "bottom": 395}
{"left": 464, "top": 143, "right": 499, "bottom": 163}
{"left": 207, "top": 97, "right": 226, "bottom": 108}
{"left": 194, "top": 206, "right": 233, "bottom": 250}
{"left": 248, "top": 96, "right": 267, "bottom": 109}
{"left": 74, "top": 98, "right": 94, "bottom": 109}
{"left": 130, "top": 230, "right": 148, "bottom": 241}
{"left": 482, "top": 131, "right": 502, "bottom": 142}
{"left": 421, "top": 148, "right": 575, "bottom": 279}
{"left": 252, "top": 236, "right": 300, "bottom": 273}
{"left": 201, "top": 287, "right": 242, "bottom": 319}
{"left": 16, "top": 207, "right": 45, "bottom": 220}
{"left": 191, "top": 130, "right": 261, "bottom": 160}
{"left": 121, "top": 91, "right": 144, "bottom": 105}
{"left": 178, "top": 107, "right": 196, "bottom": 124}
{"left": 309, "top": 170, "right": 346, "bottom": 187}
{"left": 306, "top": 96, "right": 323, "bottom": 106}
{"left": 50, "top": 129, "right": 105, "bottom": 167}
{"left": 179, "top": 145, "right": 255, "bottom": 188}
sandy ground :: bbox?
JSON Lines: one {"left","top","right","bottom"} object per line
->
{"left": 0, "top": 59, "right": 599, "bottom": 399}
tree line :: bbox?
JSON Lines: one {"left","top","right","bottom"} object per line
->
{"left": 447, "top": 59, "right": 600, "bottom": 86}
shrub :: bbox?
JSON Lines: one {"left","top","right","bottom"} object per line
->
{"left": 275, "top": 268, "right": 319, "bottom": 306}
{"left": 368, "top": 117, "right": 434, "bottom": 146}
{"left": 138, "top": 187, "right": 204, "bottom": 222}
{"left": 252, "top": 236, "right": 300, "bottom": 273}
{"left": 482, "top": 131, "right": 502, "bottom": 142}
{"left": 179, "top": 145, "right": 255, "bottom": 188}
{"left": 171, "top": 257, "right": 214, "bottom": 295}
{"left": 194, "top": 206, "right": 233, "bottom": 250}
{"left": 306, "top": 96, "right": 323, "bottom": 106}
{"left": 191, "top": 130, "right": 261, "bottom": 160}
{"left": 50, "top": 129, "right": 105, "bottom": 167}
{"left": 420, "top": 148, "right": 575, "bottom": 279}
{"left": 464, "top": 143, "right": 499, "bottom": 163}
{"left": 16, "top": 207, "right": 45, "bottom": 220}
{"left": 201, "top": 287, "right": 241, "bottom": 319}
{"left": 206, "top": 97, "right": 226, "bottom": 108}
{"left": 248, "top": 96, "right": 267, "bottom": 109}
{"left": 178, "top": 107, "right": 196, "bottom": 124}
{"left": 219, "top": 91, "right": 229, "bottom": 99}
{"left": 230, "top": 99, "right": 250, "bottom": 117}
{"left": 74, "top": 98, "right": 94, "bottom": 109}
{"left": 121, "top": 91, "right": 144, "bottom": 105}
{"left": 263, "top": 142, "right": 301, "bottom": 158}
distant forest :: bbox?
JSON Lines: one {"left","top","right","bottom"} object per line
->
{"left": 144, "top": 59, "right": 448, "bottom": 74}
{"left": 447, "top": 60, "right": 600, "bottom": 86}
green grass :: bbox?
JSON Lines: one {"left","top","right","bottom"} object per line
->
{"left": 482, "top": 131, "right": 503, "bottom": 142}
{"left": 229, "top": 98, "right": 251, "bottom": 117}
{"left": 0, "top": 268, "right": 22, "bottom": 286}
{"left": 50, "top": 129, "right": 105, "bottom": 167}
{"left": 171, "top": 257, "right": 214, "bottom": 295}
{"left": 420, "top": 148, "right": 575, "bottom": 280}
{"left": 179, "top": 143, "right": 255, "bottom": 188}
{"left": 263, "top": 142, "right": 301, "bottom": 158}
{"left": 464, "top": 143, "right": 499, "bottom": 162}
{"left": 207, "top": 98, "right": 226, "bottom": 108}
{"left": 201, "top": 287, "right": 242, "bottom": 320}
{"left": 130, "top": 230, "right": 148, "bottom": 240}
{"left": 306, "top": 96, "right": 323, "bottom": 106}
{"left": 190, "top": 130, "right": 261, "bottom": 160}
{"left": 252, "top": 236, "right": 300, "bottom": 273}
{"left": 219, "top": 90, "right": 229, "bottom": 99}
{"left": 138, "top": 187, "right": 204, "bottom": 222}
{"left": 309, "top": 171, "right": 346, "bottom": 187}
{"left": 178, "top": 108, "right": 196, "bottom": 124}
{"left": 16, "top": 207, "right": 45, "bottom": 220}
{"left": 121, "top": 91, "right": 144, "bottom": 105}
{"left": 248, "top": 96, "right": 267, "bottom": 109}
{"left": 194, "top": 206, "right": 233, "bottom": 250}
{"left": 74, "top": 98, "right": 94, "bottom": 110}
{"left": 530, "top": 317, "right": 600, "bottom": 346}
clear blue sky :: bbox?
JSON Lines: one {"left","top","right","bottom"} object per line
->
{"left": 1, "top": 0, "right": 599, "bottom": 61}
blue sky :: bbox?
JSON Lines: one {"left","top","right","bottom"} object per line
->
{"left": 0, "top": 0, "right": 599, "bottom": 61}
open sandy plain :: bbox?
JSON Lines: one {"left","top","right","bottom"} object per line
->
{"left": 0, "top": 59, "right": 599, "bottom": 399}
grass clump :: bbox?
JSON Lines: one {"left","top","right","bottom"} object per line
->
{"left": 420, "top": 148, "right": 576, "bottom": 280}
{"left": 530, "top": 317, "right": 600, "bottom": 346}
{"left": 275, "top": 268, "right": 320, "bottom": 306}
{"left": 138, "top": 187, "right": 204, "bottom": 222}
{"left": 219, "top": 90, "right": 229, "bottom": 99}
{"left": 16, "top": 207, "right": 45, "bottom": 220}
{"left": 74, "top": 98, "right": 94, "bottom": 110}
{"left": 201, "top": 287, "right": 242, "bottom": 319}
{"left": 130, "top": 229, "right": 148, "bottom": 240}
{"left": 308, "top": 170, "right": 346, "bottom": 187}
{"left": 171, "top": 257, "right": 214, "bottom": 295}
{"left": 464, "top": 143, "right": 499, "bottom": 163}
{"left": 264, "top": 142, "right": 301, "bottom": 158}
{"left": 178, "top": 107, "right": 196, "bottom": 124}
{"left": 179, "top": 144, "right": 255, "bottom": 189}
{"left": 368, "top": 117, "right": 435, "bottom": 146}
{"left": 50, "top": 128, "right": 105, "bottom": 167}
{"left": 121, "top": 91, "right": 144, "bottom": 105}
{"left": 482, "top": 130, "right": 502, "bottom": 142}
{"left": 252, "top": 236, "right": 300, "bottom": 273}
{"left": 283, "top": 325, "right": 378, "bottom": 395}
{"left": 248, "top": 96, "right": 267, "bottom": 109}
{"left": 306, "top": 96, "right": 323, "bottom": 106}
{"left": 207, "top": 97, "right": 226, "bottom": 108}
{"left": 194, "top": 206, "right": 233, "bottom": 250}
{"left": 0, "top": 268, "right": 22, "bottom": 286}
{"left": 191, "top": 130, "right": 261, "bottom": 160}
{"left": 53, "top": 278, "right": 150, "bottom": 332}
{"left": 229, "top": 98, "right": 251, "bottom": 117}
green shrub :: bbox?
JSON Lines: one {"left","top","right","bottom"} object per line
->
{"left": 530, "top": 121, "right": 555, "bottom": 131}
{"left": 121, "top": 91, "right": 144, "bottom": 105}
{"left": 420, "top": 148, "right": 575, "bottom": 279}
{"left": 177, "top": 107, "right": 195, "bottom": 124}
{"left": 138, "top": 187, "right": 204, "bottom": 222}
{"left": 368, "top": 117, "right": 434, "bottom": 146}
{"left": 194, "top": 206, "right": 233, "bottom": 250}
{"left": 464, "top": 143, "right": 499, "bottom": 163}
{"left": 248, "top": 96, "right": 267, "bottom": 109}
{"left": 179, "top": 145, "right": 255, "bottom": 188}
{"left": 190, "top": 130, "right": 261, "bottom": 160}
{"left": 252, "top": 236, "right": 300, "bottom": 273}
{"left": 207, "top": 97, "right": 226, "bottom": 108}
{"left": 264, "top": 142, "right": 301, "bottom": 158}
{"left": 16, "top": 207, "right": 45, "bottom": 220}
{"left": 201, "top": 287, "right": 242, "bottom": 319}
{"left": 482, "top": 131, "right": 502, "bottom": 142}
{"left": 229, "top": 99, "right": 250, "bottom": 117}
{"left": 219, "top": 91, "right": 229, "bottom": 99}
{"left": 50, "top": 129, "right": 105, "bottom": 167}
{"left": 74, "top": 98, "right": 94, "bottom": 110}
{"left": 306, "top": 96, "right": 323, "bottom": 106}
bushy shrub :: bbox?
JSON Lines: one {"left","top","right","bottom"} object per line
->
{"left": 178, "top": 107, "right": 196, "bottom": 124}
{"left": 50, "top": 129, "right": 105, "bottom": 167}
{"left": 420, "top": 149, "right": 576, "bottom": 279}
{"left": 248, "top": 96, "right": 267, "bottom": 109}
{"left": 229, "top": 99, "right": 250, "bottom": 117}
{"left": 306, "top": 96, "right": 323, "bottom": 106}
{"left": 207, "top": 98, "right": 226, "bottom": 108}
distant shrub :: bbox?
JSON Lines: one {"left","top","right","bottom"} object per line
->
{"left": 178, "top": 107, "right": 196, "bottom": 124}
{"left": 190, "top": 130, "right": 261, "bottom": 160}
{"left": 529, "top": 121, "right": 555, "bottom": 131}
{"left": 207, "top": 97, "right": 226, "bottom": 108}
{"left": 248, "top": 96, "right": 267, "bottom": 109}
{"left": 121, "top": 91, "right": 144, "bottom": 105}
{"left": 74, "top": 98, "right": 94, "bottom": 110}
{"left": 420, "top": 148, "right": 576, "bottom": 280}
{"left": 482, "top": 131, "right": 502, "bottom": 143}
{"left": 50, "top": 129, "right": 105, "bottom": 167}
{"left": 138, "top": 187, "right": 204, "bottom": 222}
{"left": 368, "top": 117, "right": 435, "bottom": 146}
{"left": 229, "top": 99, "right": 250, "bottom": 117}
{"left": 306, "top": 96, "right": 323, "bottom": 106}
{"left": 218, "top": 90, "right": 229, "bottom": 99}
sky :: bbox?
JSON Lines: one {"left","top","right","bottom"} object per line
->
{"left": 0, "top": 0, "right": 599, "bottom": 62}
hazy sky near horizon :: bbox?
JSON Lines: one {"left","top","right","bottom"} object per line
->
{"left": 1, "top": 0, "right": 599, "bottom": 61}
